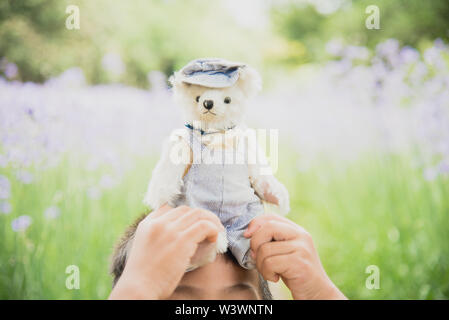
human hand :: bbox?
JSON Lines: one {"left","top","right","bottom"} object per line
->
{"left": 244, "top": 214, "right": 346, "bottom": 300}
{"left": 109, "top": 205, "right": 224, "bottom": 300}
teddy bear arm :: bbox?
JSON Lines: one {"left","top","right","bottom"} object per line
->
{"left": 143, "top": 136, "right": 192, "bottom": 209}
{"left": 248, "top": 155, "right": 290, "bottom": 216}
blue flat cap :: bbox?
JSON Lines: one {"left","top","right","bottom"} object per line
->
{"left": 178, "top": 58, "right": 246, "bottom": 88}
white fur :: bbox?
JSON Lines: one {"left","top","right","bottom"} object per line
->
{"left": 143, "top": 133, "right": 188, "bottom": 209}
{"left": 248, "top": 143, "right": 290, "bottom": 215}
{"left": 143, "top": 62, "right": 289, "bottom": 268}
{"left": 170, "top": 65, "right": 261, "bottom": 132}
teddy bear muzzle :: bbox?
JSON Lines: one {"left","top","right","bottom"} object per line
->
{"left": 203, "top": 99, "right": 214, "bottom": 110}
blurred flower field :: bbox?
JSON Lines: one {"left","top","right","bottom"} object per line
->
{"left": 1, "top": 39, "right": 449, "bottom": 299}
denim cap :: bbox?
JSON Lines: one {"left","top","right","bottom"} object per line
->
{"left": 179, "top": 58, "right": 246, "bottom": 88}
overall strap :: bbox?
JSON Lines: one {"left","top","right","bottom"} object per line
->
{"left": 184, "top": 126, "right": 204, "bottom": 165}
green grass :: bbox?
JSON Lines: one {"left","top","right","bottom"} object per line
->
{"left": 1, "top": 149, "right": 448, "bottom": 299}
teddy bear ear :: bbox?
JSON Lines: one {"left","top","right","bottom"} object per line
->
{"left": 237, "top": 65, "right": 262, "bottom": 98}
{"left": 169, "top": 72, "right": 191, "bottom": 91}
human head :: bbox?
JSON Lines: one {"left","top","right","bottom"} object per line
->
{"left": 110, "top": 213, "right": 272, "bottom": 300}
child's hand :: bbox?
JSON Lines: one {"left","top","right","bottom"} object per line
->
{"left": 109, "top": 205, "right": 224, "bottom": 300}
{"left": 244, "top": 214, "right": 346, "bottom": 300}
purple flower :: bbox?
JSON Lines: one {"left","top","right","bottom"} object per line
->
{"left": 44, "top": 206, "right": 60, "bottom": 219}
{"left": 15, "top": 171, "right": 33, "bottom": 184}
{"left": 0, "top": 154, "right": 7, "bottom": 167}
{"left": 438, "top": 160, "right": 449, "bottom": 174}
{"left": 376, "top": 39, "right": 400, "bottom": 57}
{"left": 423, "top": 167, "right": 438, "bottom": 181}
{"left": 0, "top": 201, "right": 11, "bottom": 214}
{"left": 326, "top": 39, "right": 344, "bottom": 56}
{"left": 376, "top": 39, "right": 400, "bottom": 68}
{"left": 400, "top": 46, "right": 420, "bottom": 64}
{"left": 4, "top": 63, "right": 18, "bottom": 79}
{"left": 102, "top": 52, "right": 125, "bottom": 77}
{"left": 433, "top": 38, "right": 446, "bottom": 49}
{"left": 342, "top": 45, "right": 370, "bottom": 61}
{"left": 46, "top": 67, "right": 86, "bottom": 87}
{"left": 147, "top": 71, "right": 167, "bottom": 91}
{"left": 11, "top": 215, "right": 32, "bottom": 232}
{"left": 0, "top": 175, "right": 10, "bottom": 199}
{"left": 99, "top": 174, "right": 119, "bottom": 189}
{"left": 87, "top": 186, "right": 102, "bottom": 199}
{"left": 424, "top": 46, "right": 447, "bottom": 69}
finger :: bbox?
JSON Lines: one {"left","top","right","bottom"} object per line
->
{"left": 255, "top": 240, "right": 297, "bottom": 274}
{"left": 138, "top": 204, "right": 173, "bottom": 228}
{"left": 173, "top": 208, "right": 224, "bottom": 232}
{"left": 149, "top": 203, "right": 174, "bottom": 218}
{"left": 189, "top": 240, "right": 217, "bottom": 266}
{"left": 250, "top": 220, "right": 298, "bottom": 255}
{"left": 245, "top": 214, "right": 305, "bottom": 238}
{"left": 259, "top": 253, "right": 296, "bottom": 282}
{"left": 180, "top": 220, "right": 220, "bottom": 244}
{"left": 159, "top": 205, "right": 192, "bottom": 221}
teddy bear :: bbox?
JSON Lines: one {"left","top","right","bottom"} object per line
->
{"left": 143, "top": 58, "right": 290, "bottom": 271}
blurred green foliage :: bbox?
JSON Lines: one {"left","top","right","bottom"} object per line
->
{"left": 0, "top": 0, "right": 67, "bottom": 82}
{"left": 0, "top": 0, "right": 272, "bottom": 87}
{"left": 1, "top": 0, "right": 448, "bottom": 86}
{"left": 272, "top": 0, "right": 449, "bottom": 62}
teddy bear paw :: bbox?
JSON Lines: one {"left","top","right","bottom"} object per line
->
{"left": 215, "top": 230, "right": 228, "bottom": 253}
{"left": 274, "top": 189, "right": 290, "bottom": 216}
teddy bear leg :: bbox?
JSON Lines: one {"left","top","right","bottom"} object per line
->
{"left": 242, "top": 247, "right": 256, "bottom": 269}
{"left": 215, "top": 230, "right": 228, "bottom": 253}
{"left": 227, "top": 232, "right": 256, "bottom": 269}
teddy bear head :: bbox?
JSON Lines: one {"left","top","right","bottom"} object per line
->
{"left": 170, "top": 59, "right": 262, "bottom": 131}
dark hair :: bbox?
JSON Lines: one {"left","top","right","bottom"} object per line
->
{"left": 110, "top": 212, "right": 273, "bottom": 300}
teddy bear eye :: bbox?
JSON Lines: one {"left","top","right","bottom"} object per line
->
{"left": 224, "top": 97, "right": 231, "bottom": 104}
{"left": 196, "top": 96, "right": 200, "bottom": 102}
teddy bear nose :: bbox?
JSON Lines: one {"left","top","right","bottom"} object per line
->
{"left": 203, "top": 100, "right": 214, "bottom": 110}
